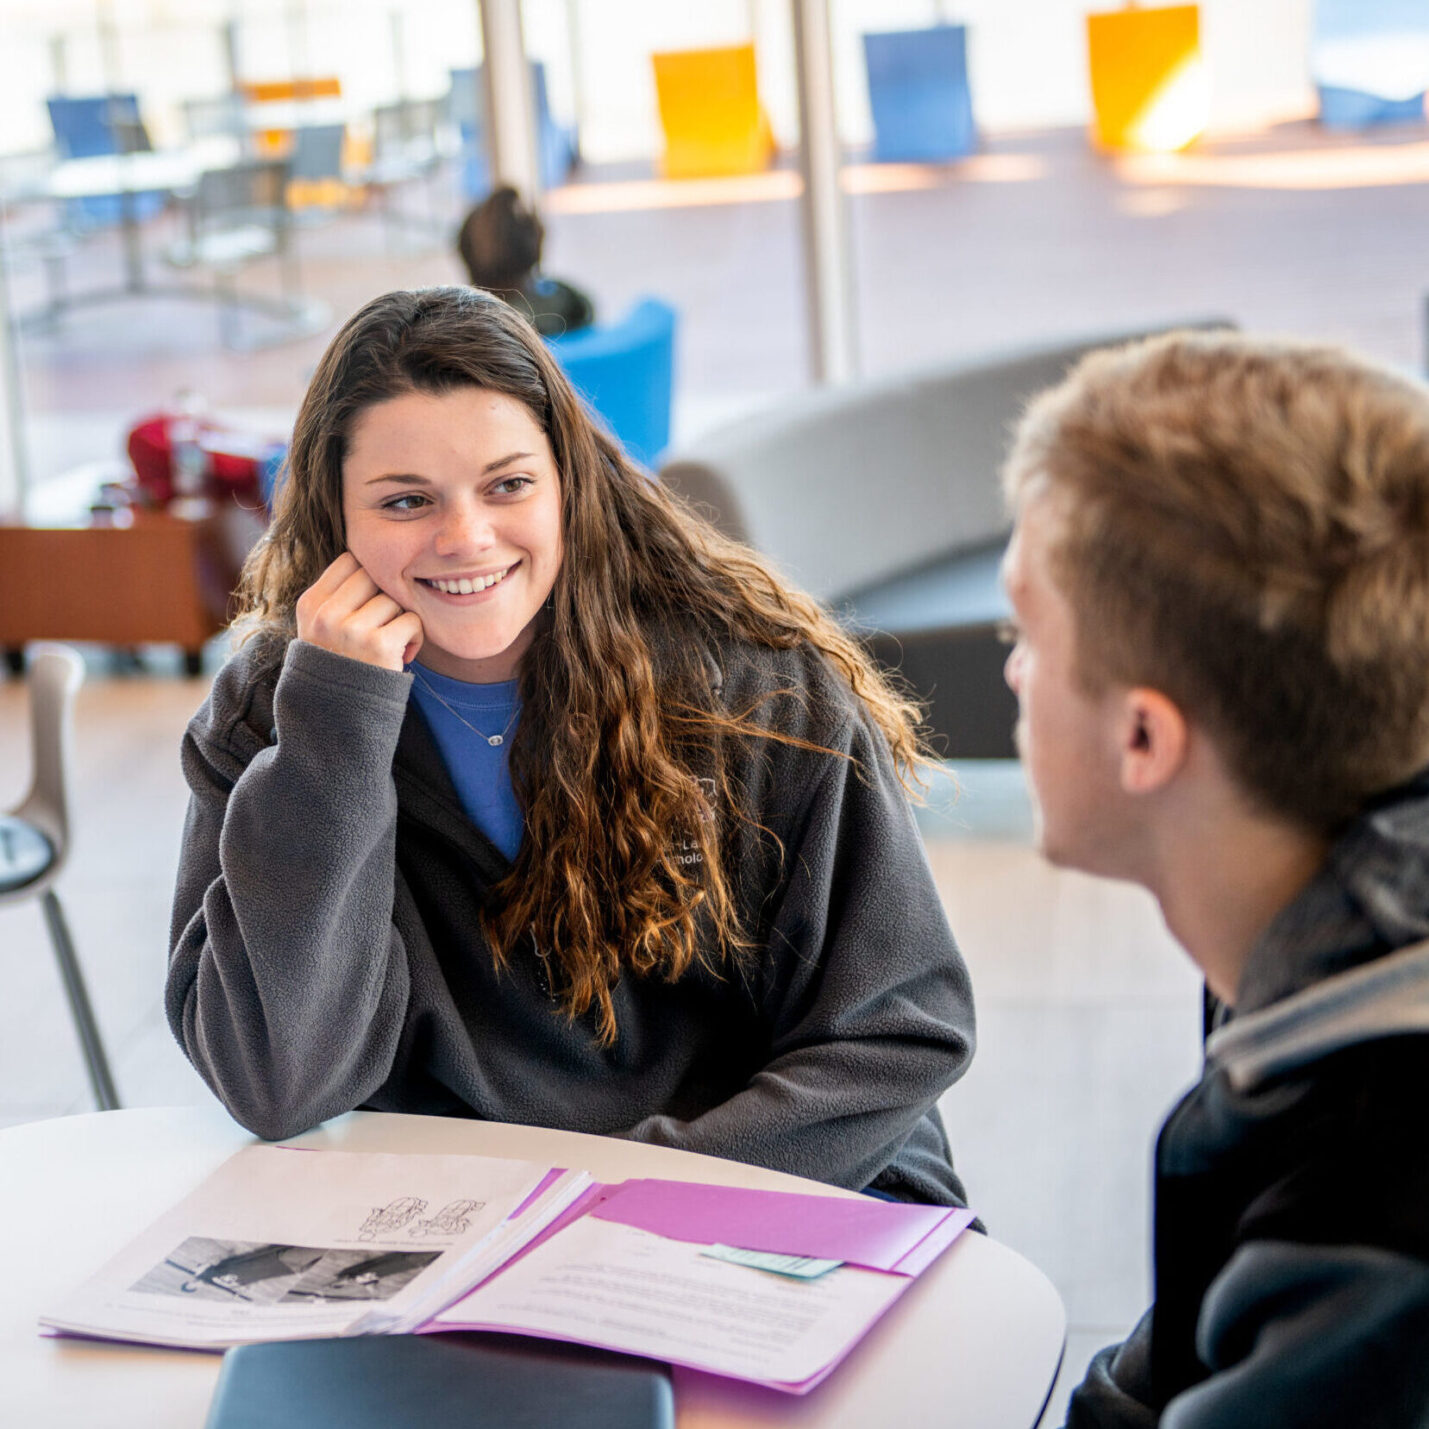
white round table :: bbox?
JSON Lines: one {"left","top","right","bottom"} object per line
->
{"left": 0, "top": 1106, "right": 1064, "bottom": 1428}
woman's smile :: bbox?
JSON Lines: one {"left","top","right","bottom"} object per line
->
{"left": 417, "top": 563, "right": 518, "bottom": 597}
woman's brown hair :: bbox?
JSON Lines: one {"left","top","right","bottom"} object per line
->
{"left": 238, "top": 286, "right": 929, "bottom": 1040}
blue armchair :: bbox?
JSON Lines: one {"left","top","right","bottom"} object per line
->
{"left": 547, "top": 299, "right": 676, "bottom": 471}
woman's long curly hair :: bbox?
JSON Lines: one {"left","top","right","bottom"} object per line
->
{"left": 237, "top": 286, "right": 930, "bottom": 1041}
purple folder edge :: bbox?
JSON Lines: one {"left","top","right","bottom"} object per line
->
{"left": 585, "top": 1177, "right": 973, "bottom": 1272}
{"left": 510, "top": 1166, "right": 571, "bottom": 1218}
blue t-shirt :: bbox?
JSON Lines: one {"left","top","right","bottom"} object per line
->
{"left": 406, "top": 664, "right": 523, "bottom": 862}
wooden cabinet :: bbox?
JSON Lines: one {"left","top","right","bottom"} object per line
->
{"left": 0, "top": 510, "right": 240, "bottom": 675}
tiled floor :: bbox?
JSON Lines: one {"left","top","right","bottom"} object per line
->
{"left": 0, "top": 671, "right": 1200, "bottom": 1426}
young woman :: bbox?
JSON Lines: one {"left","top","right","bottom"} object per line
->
{"left": 166, "top": 286, "right": 975, "bottom": 1205}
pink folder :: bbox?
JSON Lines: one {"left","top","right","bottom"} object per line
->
{"left": 431, "top": 1178, "right": 975, "bottom": 1393}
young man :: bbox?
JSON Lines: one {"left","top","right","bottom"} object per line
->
{"left": 1001, "top": 331, "right": 1429, "bottom": 1427}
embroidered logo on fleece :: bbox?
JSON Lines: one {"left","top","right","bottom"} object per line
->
{"left": 671, "top": 777, "right": 716, "bottom": 867}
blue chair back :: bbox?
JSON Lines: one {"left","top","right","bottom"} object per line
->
{"left": 1313, "top": 0, "right": 1429, "bottom": 129}
{"left": 862, "top": 25, "right": 977, "bottom": 163}
{"left": 47, "top": 94, "right": 140, "bottom": 159}
{"left": 548, "top": 299, "right": 677, "bottom": 470}
{"left": 449, "top": 62, "right": 577, "bottom": 198}
{"left": 46, "top": 93, "right": 165, "bottom": 226}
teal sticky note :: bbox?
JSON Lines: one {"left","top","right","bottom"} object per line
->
{"left": 700, "top": 1243, "right": 844, "bottom": 1279}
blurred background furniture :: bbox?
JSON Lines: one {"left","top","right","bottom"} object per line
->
{"left": 1312, "top": 0, "right": 1429, "bottom": 129}
{"left": 47, "top": 95, "right": 143, "bottom": 160}
{"left": 447, "top": 62, "right": 577, "bottom": 200}
{"left": 5, "top": 135, "right": 322, "bottom": 336}
{"left": 650, "top": 45, "right": 774, "bottom": 178}
{"left": 46, "top": 93, "right": 165, "bottom": 228}
{"left": 0, "top": 644, "right": 119, "bottom": 1110}
{"left": 549, "top": 298, "right": 677, "bottom": 470}
{"left": 862, "top": 25, "right": 978, "bottom": 163}
{"left": 164, "top": 156, "right": 325, "bottom": 348}
{"left": 240, "top": 76, "right": 345, "bottom": 155}
{"left": 659, "top": 319, "right": 1231, "bottom": 759}
{"left": 363, "top": 97, "right": 445, "bottom": 234}
{"left": 0, "top": 512, "right": 239, "bottom": 678}
{"left": 1085, "top": 3, "right": 1208, "bottom": 153}
{"left": 287, "top": 122, "right": 349, "bottom": 213}
{"left": 181, "top": 93, "right": 249, "bottom": 145}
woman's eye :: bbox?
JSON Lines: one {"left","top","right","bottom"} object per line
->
{"left": 383, "top": 492, "right": 430, "bottom": 512}
{"left": 492, "top": 475, "right": 534, "bottom": 496}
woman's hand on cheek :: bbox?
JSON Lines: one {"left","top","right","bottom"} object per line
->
{"left": 296, "top": 552, "right": 424, "bottom": 672}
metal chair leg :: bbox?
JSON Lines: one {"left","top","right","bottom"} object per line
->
{"left": 40, "top": 888, "right": 121, "bottom": 1111}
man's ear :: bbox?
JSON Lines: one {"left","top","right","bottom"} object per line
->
{"left": 1118, "top": 687, "right": 1188, "bottom": 795}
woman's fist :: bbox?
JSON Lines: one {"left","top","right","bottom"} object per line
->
{"left": 295, "top": 552, "right": 424, "bottom": 671}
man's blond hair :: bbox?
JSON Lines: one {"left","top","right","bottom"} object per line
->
{"left": 1004, "top": 330, "right": 1429, "bottom": 831}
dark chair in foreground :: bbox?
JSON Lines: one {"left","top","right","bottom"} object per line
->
{"left": 660, "top": 320, "right": 1233, "bottom": 758}
{"left": 0, "top": 645, "right": 119, "bottom": 1109}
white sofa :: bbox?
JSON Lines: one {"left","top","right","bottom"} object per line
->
{"left": 659, "top": 319, "right": 1232, "bottom": 757}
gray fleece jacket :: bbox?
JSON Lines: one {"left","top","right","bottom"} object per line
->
{"left": 1065, "top": 771, "right": 1429, "bottom": 1428}
{"left": 166, "top": 636, "right": 976, "bottom": 1204}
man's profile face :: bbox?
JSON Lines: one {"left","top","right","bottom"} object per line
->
{"left": 1002, "top": 490, "right": 1128, "bottom": 875}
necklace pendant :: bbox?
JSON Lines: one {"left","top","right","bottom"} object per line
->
{"left": 487, "top": 734, "right": 504, "bottom": 747}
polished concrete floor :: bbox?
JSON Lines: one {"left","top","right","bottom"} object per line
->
{"left": 4, "top": 115, "right": 1409, "bottom": 1421}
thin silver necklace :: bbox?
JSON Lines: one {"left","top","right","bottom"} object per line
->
{"left": 409, "top": 665, "right": 519, "bottom": 747}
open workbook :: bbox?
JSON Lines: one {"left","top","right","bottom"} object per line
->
{"left": 40, "top": 1143, "right": 974, "bottom": 1394}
